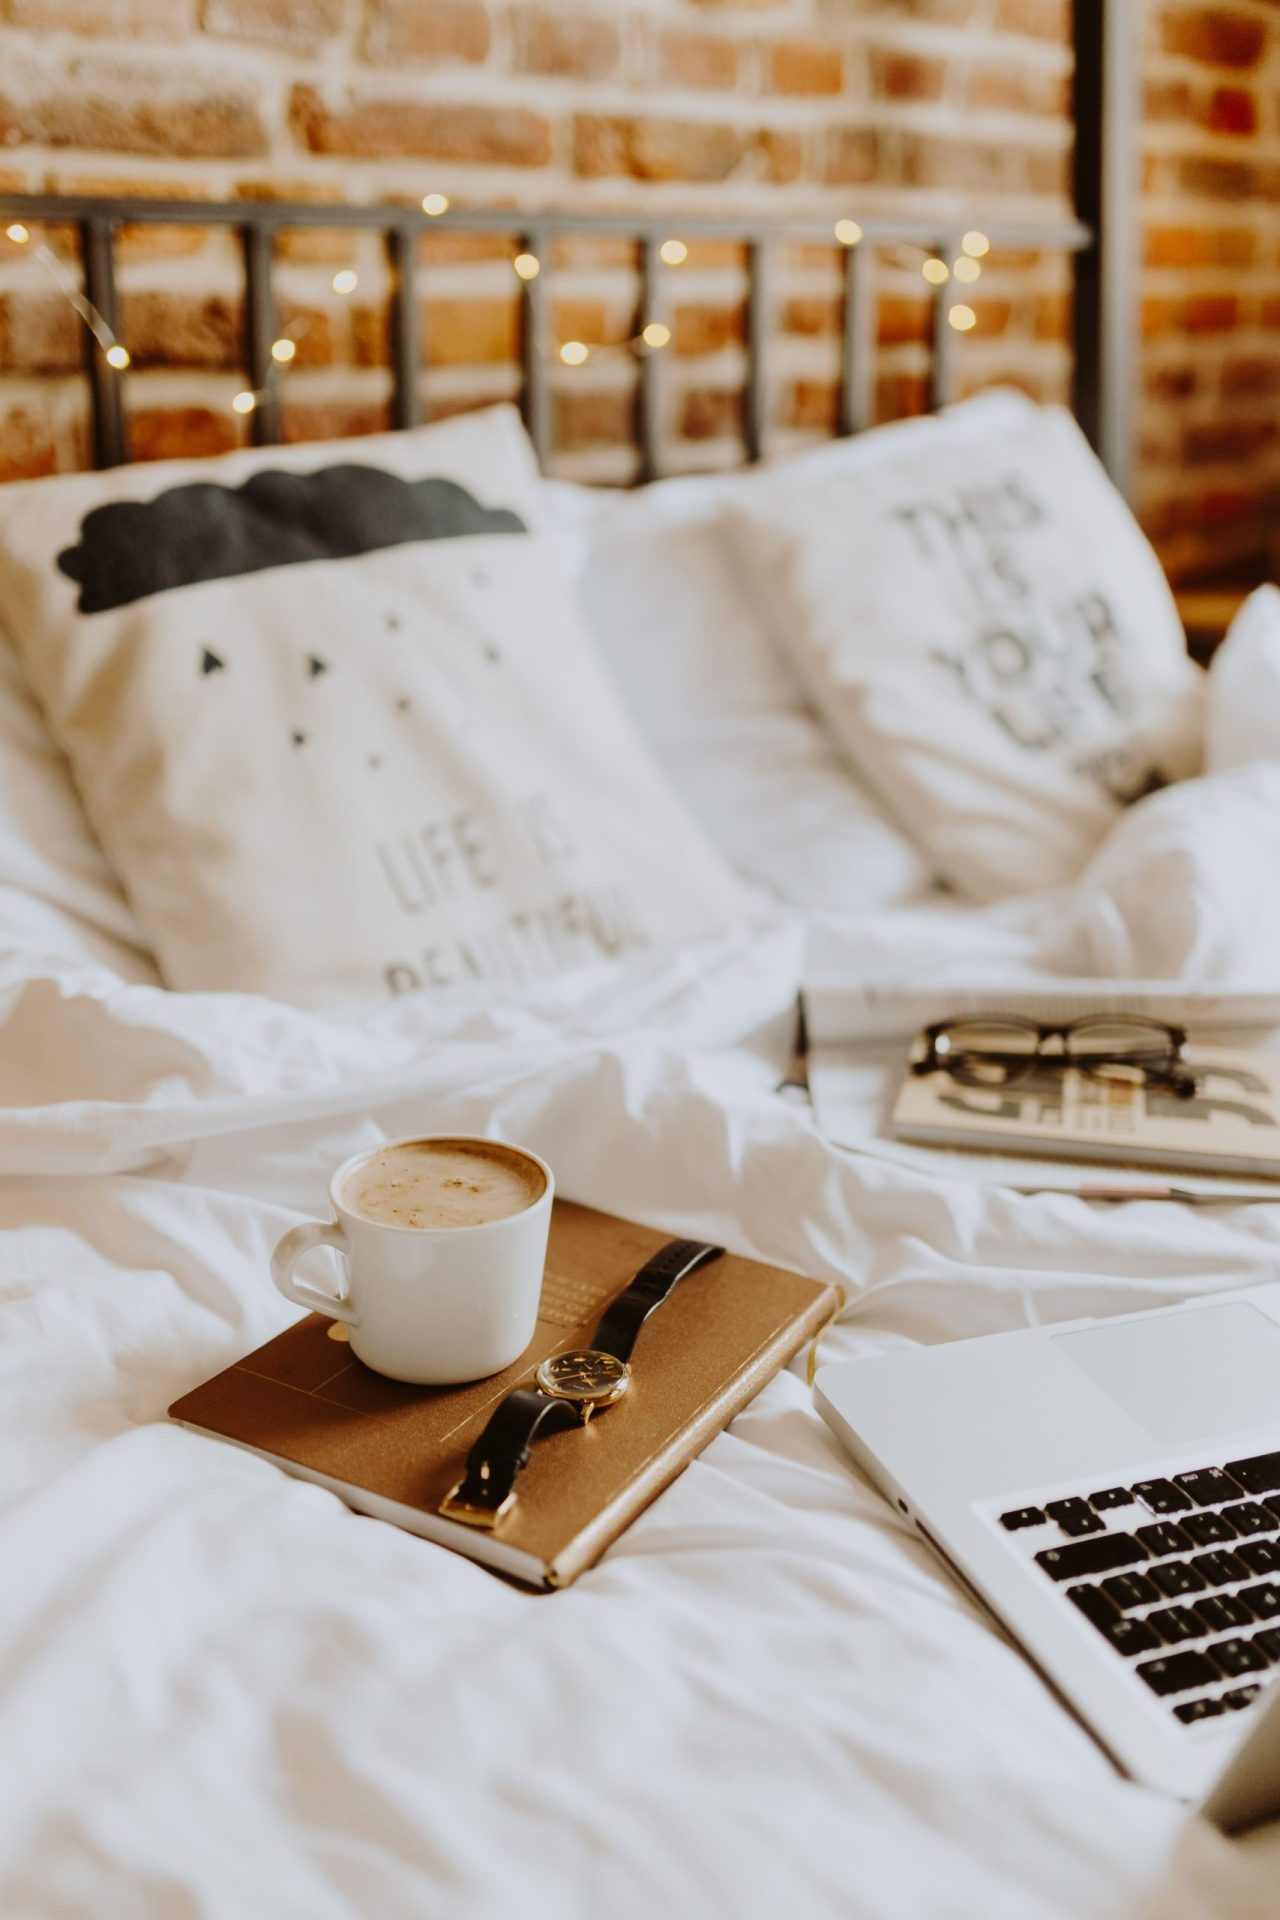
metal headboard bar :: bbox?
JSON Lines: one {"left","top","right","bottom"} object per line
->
{"left": 1, "top": 194, "right": 1094, "bottom": 479}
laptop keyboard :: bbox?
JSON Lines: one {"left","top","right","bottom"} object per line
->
{"left": 996, "top": 1447, "right": 1280, "bottom": 1729}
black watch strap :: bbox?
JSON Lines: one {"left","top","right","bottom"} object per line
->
{"left": 442, "top": 1389, "right": 580, "bottom": 1527}
{"left": 589, "top": 1238, "right": 724, "bottom": 1364}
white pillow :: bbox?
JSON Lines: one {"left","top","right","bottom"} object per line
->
{"left": 1206, "top": 584, "right": 1280, "bottom": 772}
{"left": 724, "top": 402, "right": 1205, "bottom": 903}
{"left": 1046, "top": 762, "right": 1280, "bottom": 982}
{"left": 544, "top": 471, "right": 934, "bottom": 912}
{"left": 0, "top": 624, "right": 157, "bottom": 980}
{"left": 0, "top": 406, "right": 749, "bottom": 1005}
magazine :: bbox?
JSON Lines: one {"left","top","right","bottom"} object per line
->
{"left": 891, "top": 1044, "right": 1280, "bottom": 1182}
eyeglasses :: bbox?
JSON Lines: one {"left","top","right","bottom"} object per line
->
{"left": 912, "top": 1014, "right": 1197, "bottom": 1100}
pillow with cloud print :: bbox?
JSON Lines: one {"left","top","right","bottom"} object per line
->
{"left": 724, "top": 401, "right": 1205, "bottom": 902}
{"left": 0, "top": 406, "right": 747, "bottom": 1005}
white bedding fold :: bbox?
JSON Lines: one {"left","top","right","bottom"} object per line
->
{"left": 4, "top": 890, "right": 1280, "bottom": 1917}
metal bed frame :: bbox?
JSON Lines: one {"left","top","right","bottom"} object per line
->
{"left": 0, "top": 4, "right": 1133, "bottom": 489}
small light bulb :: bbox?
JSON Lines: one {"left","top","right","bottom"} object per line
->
{"left": 271, "top": 337, "right": 297, "bottom": 364}
{"left": 332, "top": 269, "right": 359, "bottom": 295}
{"left": 834, "top": 219, "right": 863, "bottom": 248}
{"left": 5, "top": 222, "right": 30, "bottom": 245}
{"left": 232, "top": 390, "right": 257, "bottom": 414}
{"left": 513, "top": 252, "right": 540, "bottom": 281}
{"left": 641, "top": 321, "right": 671, "bottom": 350}
{"left": 659, "top": 238, "right": 688, "bottom": 267}
{"left": 922, "top": 258, "right": 950, "bottom": 286}
{"left": 422, "top": 193, "right": 449, "bottom": 217}
{"left": 559, "top": 340, "right": 589, "bottom": 366}
{"left": 949, "top": 304, "right": 977, "bottom": 333}
{"left": 105, "top": 343, "right": 130, "bottom": 369}
{"left": 962, "top": 230, "right": 990, "bottom": 259}
{"left": 953, "top": 256, "right": 981, "bottom": 284}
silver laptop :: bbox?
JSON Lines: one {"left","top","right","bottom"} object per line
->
{"left": 815, "top": 1282, "right": 1280, "bottom": 1833}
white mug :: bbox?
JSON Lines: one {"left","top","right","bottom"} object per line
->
{"left": 270, "top": 1135, "right": 554, "bottom": 1385}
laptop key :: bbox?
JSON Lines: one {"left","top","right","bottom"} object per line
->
{"left": 1089, "top": 1488, "right": 1135, "bottom": 1512}
{"left": 1193, "top": 1594, "right": 1254, "bottom": 1635}
{"left": 1136, "top": 1522, "right": 1193, "bottom": 1558}
{"left": 1138, "top": 1650, "right": 1219, "bottom": 1697}
{"left": 1134, "top": 1480, "right": 1193, "bottom": 1516}
{"left": 1104, "top": 1616, "right": 1163, "bottom": 1657}
{"left": 1174, "top": 1468, "right": 1244, "bottom": 1506}
{"left": 999, "top": 1507, "right": 1046, "bottom": 1531}
{"left": 1191, "top": 1549, "right": 1250, "bottom": 1588}
{"left": 1175, "top": 1696, "right": 1227, "bottom": 1724}
{"left": 1238, "top": 1540, "right": 1280, "bottom": 1577}
{"left": 1254, "top": 1628, "right": 1280, "bottom": 1661}
{"left": 1068, "top": 1584, "right": 1119, "bottom": 1629}
{"left": 1240, "top": 1582, "right": 1280, "bottom": 1621}
{"left": 1101, "top": 1571, "right": 1161, "bottom": 1611}
{"left": 1149, "top": 1606, "right": 1205, "bottom": 1645}
{"left": 1044, "top": 1498, "right": 1104, "bottom": 1538}
{"left": 1223, "top": 1451, "right": 1280, "bottom": 1497}
{"left": 1207, "top": 1637, "right": 1270, "bottom": 1678}
{"left": 1181, "top": 1511, "right": 1238, "bottom": 1548}
{"left": 1219, "top": 1503, "right": 1274, "bottom": 1537}
{"left": 1035, "top": 1534, "right": 1149, "bottom": 1581}
{"left": 1222, "top": 1686, "right": 1262, "bottom": 1711}
{"left": 1150, "top": 1560, "right": 1208, "bottom": 1598}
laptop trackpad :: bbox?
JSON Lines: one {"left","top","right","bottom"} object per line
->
{"left": 1053, "top": 1303, "right": 1280, "bottom": 1444}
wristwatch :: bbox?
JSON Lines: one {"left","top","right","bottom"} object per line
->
{"left": 439, "top": 1238, "right": 723, "bottom": 1529}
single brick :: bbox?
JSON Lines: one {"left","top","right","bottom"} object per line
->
{"left": 3, "top": 79, "right": 269, "bottom": 158}
{"left": 1162, "top": 8, "right": 1268, "bottom": 69}
{"left": 201, "top": 0, "right": 345, "bottom": 55}
{"left": 424, "top": 297, "right": 520, "bottom": 366}
{"left": 657, "top": 29, "right": 738, "bottom": 91}
{"left": 120, "top": 292, "right": 244, "bottom": 369}
{"left": 782, "top": 296, "right": 840, "bottom": 337}
{"left": 555, "top": 387, "right": 634, "bottom": 450}
{"left": 282, "top": 401, "right": 391, "bottom": 443}
{"left": 994, "top": 0, "right": 1070, "bottom": 40}
{"left": 0, "top": 291, "right": 82, "bottom": 373}
{"left": 0, "top": 408, "right": 58, "bottom": 481}
{"left": 787, "top": 377, "right": 838, "bottom": 431}
{"left": 9, "top": 0, "right": 186, "bottom": 34}
{"left": 768, "top": 40, "right": 842, "bottom": 96}
{"left": 290, "top": 87, "right": 551, "bottom": 165}
{"left": 363, "top": 0, "right": 490, "bottom": 67}
{"left": 673, "top": 302, "right": 746, "bottom": 355}
{"left": 1206, "top": 86, "right": 1256, "bottom": 134}
{"left": 1183, "top": 292, "right": 1239, "bottom": 332}
{"left": 870, "top": 50, "right": 946, "bottom": 102}
{"left": 129, "top": 406, "right": 240, "bottom": 461}
{"left": 574, "top": 114, "right": 798, "bottom": 184}
{"left": 681, "top": 387, "right": 739, "bottom": 441}
{"left": 512, "top": 9, "right": 620, "bottom": 80}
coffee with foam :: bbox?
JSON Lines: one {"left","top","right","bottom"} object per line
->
{"left": 339, "top": 1138, "right": 547, "bottom": 1232}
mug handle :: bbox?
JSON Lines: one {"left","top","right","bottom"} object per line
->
{"left": 270, "top": 1220, "right": 359, "bottom": 1325}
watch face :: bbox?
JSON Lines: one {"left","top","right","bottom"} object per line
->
{"left": 536, "top": 1349, "right": 631, "bottom": 1404}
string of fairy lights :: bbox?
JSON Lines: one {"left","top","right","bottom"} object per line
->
{"left": 3, "top": 194, "right": 994, "bottom": 412}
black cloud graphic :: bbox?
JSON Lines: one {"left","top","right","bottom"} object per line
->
{"left": 57, "top": 465, "right": 527, "bottom": 614}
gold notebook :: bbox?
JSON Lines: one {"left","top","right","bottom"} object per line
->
{"left": 169, "top": 1200, "right": 838, "bottom": 1590}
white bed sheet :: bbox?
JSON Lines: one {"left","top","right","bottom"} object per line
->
{"left": 4, "top": 917, "right": 1280, "bottom": 1920}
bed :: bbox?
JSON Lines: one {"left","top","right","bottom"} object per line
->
{"left": 5, "top": 42, "right": 1280, "bottom": 1920}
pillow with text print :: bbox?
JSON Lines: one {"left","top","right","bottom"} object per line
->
{"left": 0, "top": 406, "right": 747, "bottom": 1005}
{"left": 724, "top": 399, "right": 1204, "bottom": 902}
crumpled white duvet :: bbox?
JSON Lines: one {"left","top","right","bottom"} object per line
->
{"left": 4, "top": 901, "right": 1280, "bottom": 1920}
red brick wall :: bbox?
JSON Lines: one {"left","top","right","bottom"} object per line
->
{"left": 1141, "top": 2, "right": 1280, "bottom": 584}
{"left": 0, "top": 1, "right": 1274, "bottom": 585}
